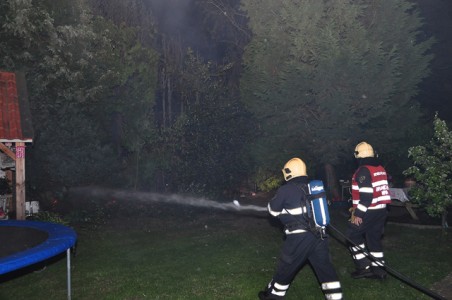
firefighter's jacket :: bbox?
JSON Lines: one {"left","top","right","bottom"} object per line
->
{"left": 268, "top": 176, "right": 311, "bottom": 235}
{"left": 351, "top": 159, "right": 391, "bottom": 219}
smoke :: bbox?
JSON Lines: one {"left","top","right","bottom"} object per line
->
{"left": 146, "top": 0, "right": 200, "bottom": 47}
{"left": 145, "top": 0, "right": 233, "bottom": 62}
{"left": 147, "top": 0, "right": 193, "bottom": 33}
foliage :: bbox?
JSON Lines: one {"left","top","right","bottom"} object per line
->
{"left": 159, "top": 50, "right": 254, "bottom": 196}
{"left": 1, "top": 0, "right": 159, "bottom": 192}
{"left": 194, "top": 0, "right": 251, "bottom": 90}
{"left": 240, "top": 0, "right": 434, "bottom": 172}
{"left": 253, "top": 168, "right": 283, "bottom": 192}
{"left": 404, "top": 113, "right": 452, "bottom": 219}
{"left": 86, "top": 16, "right": 159, "bottom": 190}
{"left": 30, "top": 211, "right": 69, "bottom": 225}
{"left": 2, "top": 0, "right": 436, "bottom": 201}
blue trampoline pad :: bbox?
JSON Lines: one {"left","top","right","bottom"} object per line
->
{"left": 0, "top": 220, "right": 77, "bottom": 275}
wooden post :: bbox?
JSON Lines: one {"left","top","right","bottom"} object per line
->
{"left": 15, "top": 142, "right": 26, "bottom": 220}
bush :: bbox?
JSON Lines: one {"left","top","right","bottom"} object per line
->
{"left": 30, "top": 211, "right": 69, "bottom": 226}
{"left": 404, "top": 113, "right": 452, "bottom": 229}
{"left": 253, "top": 168, "right": 283, "bottom": 192}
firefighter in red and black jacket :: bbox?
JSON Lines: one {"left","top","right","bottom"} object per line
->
{"left": 347, "top": 142, "right": 391, "bottom": 279}
{"left": 258, "top": 158, "right": 343, "bottom": 300}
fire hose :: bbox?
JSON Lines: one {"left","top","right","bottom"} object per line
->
{"left": 327, "top": 223, "right": 447, "bottom": 300}
{"left": 232, "top": 200, "right": 447, "bottom": 300}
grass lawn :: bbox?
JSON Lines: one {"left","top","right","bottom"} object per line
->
{"left": 0, "top": 200, "right": 450, "bottom": 300}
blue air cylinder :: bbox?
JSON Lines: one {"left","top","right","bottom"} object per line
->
{"left": 308, "top": 180, "right": 330, "bottom": 227}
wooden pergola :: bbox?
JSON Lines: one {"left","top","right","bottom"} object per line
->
{"left": 0, "top": 71, "right": 34, "bottom": 220}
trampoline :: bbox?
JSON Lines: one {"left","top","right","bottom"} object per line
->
{"left": 0, "top": 220, "right": 77, "bottom": 299}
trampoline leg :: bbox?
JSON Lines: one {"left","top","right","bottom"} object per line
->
{"left": 67, "top": 248, "right": 71, "bottom": 300}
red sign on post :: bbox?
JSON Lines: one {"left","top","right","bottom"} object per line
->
{"left": 16, "top": 145, "right": 25, "bottom": 158}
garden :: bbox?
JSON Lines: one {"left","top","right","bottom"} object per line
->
{"left": 0, "top": 194, "right": 450, "bottom": 300}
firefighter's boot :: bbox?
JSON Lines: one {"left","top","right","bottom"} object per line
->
{"left": 351, "top": 267, "right": 374, "bottom": 279}
{"left": 371, "top": 266, "right": 387, "bottom": 279}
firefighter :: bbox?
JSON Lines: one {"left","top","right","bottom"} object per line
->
{"left": 347, "top": 142, "right": 391, "bottom": 279}
{"left": 258, "top": 158, "right": 343, "bottom": 300}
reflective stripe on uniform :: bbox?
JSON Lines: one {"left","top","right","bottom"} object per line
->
{"left": 281, "top": 206, "right": 307, "bottom": 215}
{"left": 367, "top": 204, "right": 386, "bottom": 210}
{"left": 353, "top": 253, "right": 366, "bottom": 260}
{"left": 270, "top": 281, "right": 289, "bottom": 297}
{"left": 268, "top": 203, "right": 280, "bottom": 216}
{"left": 322, "top": 281, "right": 341, "bottom": 290}
{"left": 274, "top": 282, "right": 290, "bottom": 290}
{"left": 322, "top": 281, "right": 342, "bottom": 300}
{"left": 357, "top": 204, "right": 367, "bottom": 212}
{"left": 371, "top": 261, "right": 385, "bottom": 267}
{"left": 268, "top": 204, "right": 307, "bottom": 216}
{"left": 285, "top": 229, "right": 307, "bottom": 234}
{"left": 372, "top": 180, "right": 387, "bottom": 187}
{"left": 359, "top": 187, "right": 373, "bottom": 193}
{"left": 270, "top": 289, "right": 286, "bottom": 297}
{"left": 351, "top": 244, "right": 366, "bottom": 252}
{"left": 370, "top": 251, "right": 384, "bottom": 258}
{"left": 351, "top": 244, "right": 367, "bottom": 260}
{"left": 370, "top": 251, "right": 385, "bottom": 266}
{"left": 325, "top": 292, "right": 343, "bottom": 300}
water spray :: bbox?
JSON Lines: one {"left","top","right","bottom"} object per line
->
{"left": 70, "top": 187, "right": 267, "bottom": 213}
{"left": 232, "top": 199, "right": 268, "bottom": 212}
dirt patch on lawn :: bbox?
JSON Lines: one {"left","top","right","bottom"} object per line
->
{"left": 431, "top": 273, "right": 452, "bottom": 300}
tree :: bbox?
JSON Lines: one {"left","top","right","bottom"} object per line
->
{"left": 1, "top": 0, "right": 116, "bottom": 190}
{"left": 141, "top": 0, "right": 256, "bottom": 194}
{"left": 239, "top": 0, "right": 434, "bottom": 178}
{"left": 1, "top": 0, "right": 159, "bottom": 193}
{"left": 155, "top": 50, "right": 254, "bottom": 196}
{"left": 404, "top": 113, "right": 452, "bottom": 229}
{"left": 195, "top": 0, "right": 251, "bottom": 93}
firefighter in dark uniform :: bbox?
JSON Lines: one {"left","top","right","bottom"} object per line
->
{"left": 347, "top": 142, "right": 391, "bottom": 279}
{"left": 258, "top": 158, "right": 343, "bottom": 300}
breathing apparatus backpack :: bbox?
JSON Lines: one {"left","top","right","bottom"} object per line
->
{"left": 305, "top": 180, "right": 330, "bottom": 238}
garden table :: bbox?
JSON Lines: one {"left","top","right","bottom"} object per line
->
{"left": 389, "top": 188, "right": 419, "bottom": 220}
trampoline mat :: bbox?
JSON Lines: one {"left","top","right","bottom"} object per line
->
{"left": 0, "top": 227, "right": 49, "bottom": 258}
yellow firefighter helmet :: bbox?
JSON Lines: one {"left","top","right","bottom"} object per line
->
{"left": 354, "top": 142, "right": 375, "bottom": 158}
{"left": 282, "top": 158, "right": 307, "bottom": 181}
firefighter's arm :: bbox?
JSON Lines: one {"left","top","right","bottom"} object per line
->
{"left": 268, "top": 188, "right": 285, "bottom": 217}
{"left": 353, "top": 167, "right": 373, "bottom": 219}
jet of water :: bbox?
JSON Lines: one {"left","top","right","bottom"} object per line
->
{"left": 70, "top": 186, "right": 267, "bottom": 212}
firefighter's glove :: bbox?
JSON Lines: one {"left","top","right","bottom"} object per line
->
{"left": 348, "top": 207, "right": 356, "bottom": 223}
